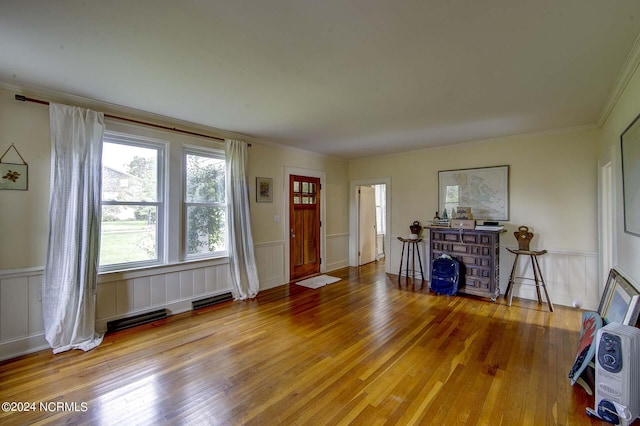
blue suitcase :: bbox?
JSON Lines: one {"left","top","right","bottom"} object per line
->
{"left": 430, "top": 255, "right": 460, "bottom": 295}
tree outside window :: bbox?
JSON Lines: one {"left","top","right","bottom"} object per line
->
{"left": 184, "top": 150, "right": 226, "bottom": 257}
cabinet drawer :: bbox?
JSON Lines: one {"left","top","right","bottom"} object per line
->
{"left": 461, "top": 255, "right": 492, "bottom": 267}
{"left": 465, "top": 276, "right": 490, "bottom": 290}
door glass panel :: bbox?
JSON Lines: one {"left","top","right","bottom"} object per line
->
{"left": 293, "top": 181, "right": 300, "bottom": 192}
{"left": 310, "top": 183, "right": 316, "bottom": 194}
{"left": 294, "top": 196, "right": 301, "bottom": 204}
{"left": 302, "top": 182, "right": 309, "bottom": 193}
{"left": 302, "top": 195, "right": 310, "bottom": 204}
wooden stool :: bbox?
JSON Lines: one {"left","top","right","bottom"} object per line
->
{"left": 397, "top": 237, "right": 424, "bottom": 283}
{"left": 504, "top": 226, "right": 554, "bottom": 312}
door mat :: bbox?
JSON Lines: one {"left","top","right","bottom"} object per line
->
{"left": 295, "top": 275, "right": 341, "bottom": 289}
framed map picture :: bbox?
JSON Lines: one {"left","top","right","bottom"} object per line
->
{"left": 438, "top": 165, "right": 509, "bottom": 221}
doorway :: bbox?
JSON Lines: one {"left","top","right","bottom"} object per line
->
{"left": 350, "top": 178, "right": 390, "bottom": 272}
{"left": 358, "top": 185, "right": 377, "bottom": 265}
{"left": 289, "top": 174, "right": 322, "bottom": 280}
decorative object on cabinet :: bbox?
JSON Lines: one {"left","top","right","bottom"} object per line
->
{"left": 409, "top": 220, "right": 422, "bottom": 238}
{"left": 451, "top": 219, "right": 476, "bottom": 229}
{"left": 256, "top": 177, "right": 273, "bottom": 202}
{"left": 0, "top": 143, "right": 28, "bottom": 191}
{"left": 428, "top": 227, "right": 503, "bottom": 301}
{"left": 453, "top": 206, "right": 473, "bottom": 219}
{"left": 621, "top": 112, "right": 640, "bottom": 236}
{"left": 438, "top": 165, "right": 509, "bottom": 221}
{"left": 504, "top": 226, "right": 553, "bottom": 312}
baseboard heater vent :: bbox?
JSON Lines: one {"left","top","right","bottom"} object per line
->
{"left": 106, "top": 309, "right": 168, "bottom": 333}
{"left": 192, "top": 292, "right": 234, "bottom": 310}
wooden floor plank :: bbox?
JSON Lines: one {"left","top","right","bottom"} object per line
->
{"left": 0, "top": 261, "right": 621, "bottom": 425}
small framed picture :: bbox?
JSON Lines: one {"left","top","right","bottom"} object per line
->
{"left": 256, "top": 177, "right": 273, "bottom": 203}
{"left": 0, "top": 162, "right": 28, "bottom": 190}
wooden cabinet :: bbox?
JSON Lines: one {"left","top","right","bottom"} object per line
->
{"left": 428, "top": 227, "right": 503, "bottom": 301}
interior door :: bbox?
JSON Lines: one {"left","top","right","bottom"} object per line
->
{"left": 358, "top": 186, "right": 377, "bottom": 265}
{"left": 290, "top": 175, "right": 321, "bottom": 280}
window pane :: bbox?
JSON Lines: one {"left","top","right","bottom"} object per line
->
{"left": 186, "top": 206, "right": 226, "bottom": 255}
{"left": 102, "top": 142, "right": 158, "bottom": 202}
{"left": 100, "top": 205, "right": 158, "bottom": 265}
{"left": 185, "top": 154, "right": 225, "bottom": 203}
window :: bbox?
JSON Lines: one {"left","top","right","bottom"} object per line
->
{"left": 184, "top": 148, "right": 227, "bottom": 258}
{"left": 444, "top": 185, "right": 460, "bottom": 218}
{"left": 99, "top": 134, "right": 164, "bottom": 270}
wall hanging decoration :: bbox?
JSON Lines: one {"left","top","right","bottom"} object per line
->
{"left": 256, "top": 177, "right": 273, "bottom": 202}
{"left": 621, "top": 112, "right": 640, "bottom": 236}
{"left": 0, "top": 143, "right": 28, "bottom": 191}
{"left": 438, "top": 165, "right": 509, "bottom": 221}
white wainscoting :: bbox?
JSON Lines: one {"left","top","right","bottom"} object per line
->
{"left": 95, "top": 258, "right": 232, "bottom": 332}
{"left": 0, "top": 267, "right": 47, "bottom": 361}
{"left": 255, "top": 240, "right": 285, "bottom": 290}
{"left": 500, "top": 246, "right": 600, "bottom": 311}
{"left": 0, "top": 236, "right": 351, "bottom": 361}
{"left": 0, "top": 259, "right": 233, "bottom": 361}
{"left": 326, "top": 233, "right": 350, "bottom": 272}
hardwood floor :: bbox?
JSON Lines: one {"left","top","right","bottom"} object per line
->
{"left": 0, "top": 261, "right": 616, "bottom": 425}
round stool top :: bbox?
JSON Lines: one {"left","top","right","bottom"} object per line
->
{"left": 507, "top": 248, "right": 548, "bottom": 256}
{"left": 397, "top": 236, "right": 423, "bottom": 243}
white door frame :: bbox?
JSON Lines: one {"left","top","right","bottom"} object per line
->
{"left": 357, "top": 185, "right": 377, "bottom": 265}
{"left": 349, "top": 177, "right": 391, "bottom": 271}
{"left": 598, "top": 160, "right": 614, "bottom": 292}
{"left": 284, "top": 166, "right": 326, "bottom": 283}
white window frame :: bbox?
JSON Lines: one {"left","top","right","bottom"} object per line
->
{"left": 99, "top": 132, "right": 167, "bottom": 272}
{"left": 182, "top": 145, "right": 228, "bottom": 261}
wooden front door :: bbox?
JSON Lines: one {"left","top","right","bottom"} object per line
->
{"left": 289, "top": 175, "right": 321, "bottom": 280}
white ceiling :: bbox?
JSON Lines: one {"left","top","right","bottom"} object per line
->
{"left": 2, "top": 1, "right": 640, "bottom": 159}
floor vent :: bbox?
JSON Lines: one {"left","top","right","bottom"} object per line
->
{"left": 106, "top": 309, "right": 168, "bottom": 333}
{"left": 192, "top": 292, "right": 234, "bottom": 310}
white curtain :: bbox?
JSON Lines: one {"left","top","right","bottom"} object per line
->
{"left": 42, "top": 103, "right": 105, "bottom": 354}
{"left": 225, "top": 139, "right": 260, "bottom": 300}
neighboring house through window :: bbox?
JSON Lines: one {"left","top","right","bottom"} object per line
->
{"left": 100, "top": 133, "right": 164, "bottom": 270}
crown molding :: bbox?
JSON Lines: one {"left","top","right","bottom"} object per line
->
{"left": 598, "top": 33, "right": 640, "bottom": 127}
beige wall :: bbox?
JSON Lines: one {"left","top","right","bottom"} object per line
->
{"left": 349, "top": 129, "right": 600, "bottom": 252}
{"left": 247, "top": 142, "right": 349, "bottom": 245}
{"left": 600, "top": 64, "right": 640, "bottom": 287}
{"left": 0, "top": 88, "right": 51, "bottom": 269}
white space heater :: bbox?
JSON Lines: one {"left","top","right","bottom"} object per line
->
{"left": 591, "top": 322, "right": 640, "bottom": 425}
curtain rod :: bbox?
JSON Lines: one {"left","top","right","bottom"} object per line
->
{"left": 14, "top": 94, "right": 250, "bottom": 146}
